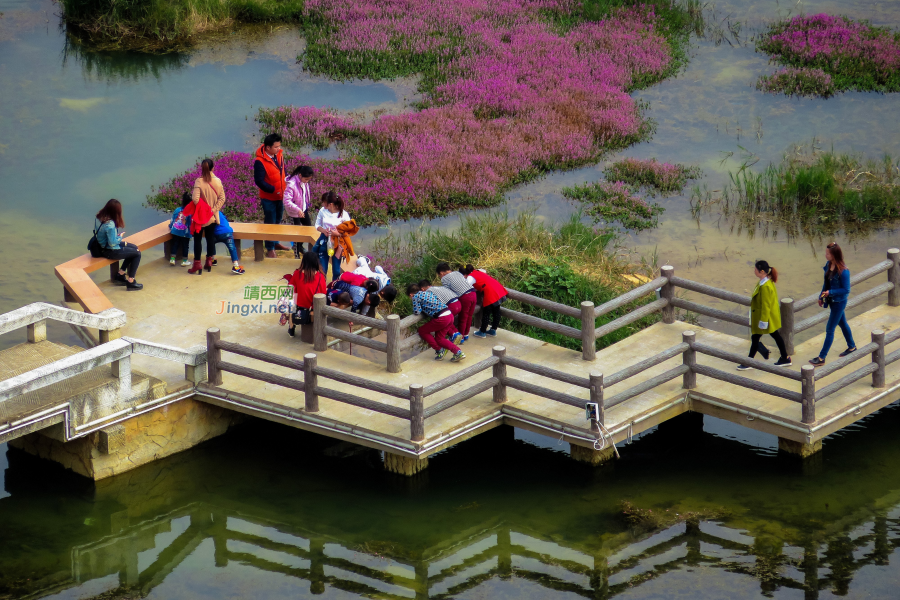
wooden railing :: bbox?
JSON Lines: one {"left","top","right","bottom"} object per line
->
{"left": 308, "top": 248, "right": 900, "bottom": 374}
{"left": 208, "top": 309, "right": 900, "bottom": 444}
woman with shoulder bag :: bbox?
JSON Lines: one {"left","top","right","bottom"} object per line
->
{"left": 186, "top": 158, "right": 226, "bottom": 275}
{"left": 95, "top": 199, "right": 143, "bottom": 291}
{"left": 283, "top": 251, "right": 326, "bottom": 337}
{"left": 810, "top": 242, "right": 856, "bottom": 366}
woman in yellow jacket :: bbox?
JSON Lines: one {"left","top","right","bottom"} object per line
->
{"left": 738, "top": 260, "right": 792, "bottom": 370}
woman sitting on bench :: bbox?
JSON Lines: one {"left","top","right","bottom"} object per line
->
{"left": 95, "top": 199, "right": 143, "bottom": 291}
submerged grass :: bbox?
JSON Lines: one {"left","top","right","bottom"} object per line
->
{"left": 561, "top": 181, "right": 664, "bottom": 231}
{"left": 371, "top": 211, "right": 660, "bottom": 351}
{"left": 692, "top": 142, "right": 900, "bottom": 239}
{"left": 561, "top": 158, "right": 700, "bottom": 231}
{"left": 603, "top": 158, "right": 702, "bottom": 195}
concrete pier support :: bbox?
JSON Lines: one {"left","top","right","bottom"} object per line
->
{"left": 569, "top": 443, "right": 615, "bottom": 466}
{"left": 9, "top": 397, "right": 241, "bottom": 480}
{"left": 778, "top": 437, "right": 822, "bottom": 458}
{"left": 384, "top": 452, "right": 429, "bottom": 476}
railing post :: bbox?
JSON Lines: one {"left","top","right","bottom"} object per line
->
{"left": 313, "top": 293, "right": 327, "bottom": 352}
{"left": 409, "top": 384, "right": 425, "bottom": 442}
{"left": 682, "top": 330, "right": 696, "bottom": 389}
{"left": 872, "top": 329, "right": 886, "bottom": 388}
{"left": 112, "top": 354, "right": 132, "bottom": 398}
{"left": 207, "top": 328, "right": 222, "bottom": 386}
{"left": 801, "top": 365, "right": 815, "bottom": 424}
{"left": 27, "top": 319, "right": 47, "bottom": 343}
{"left": 780, "top": 297, "right": 795, "bottom": 356}
{"left": 492, "top": 346, "right": 507, "bottom": 403}
{"left": 386, "top": 314, "right": 401, "bottom": 373}
{"left": 185, "top": 361, "right": 207, "bottom": 385}
{"left": 590, "top": 372, "right": 603, "bottom": 429}
{"left": 888, "top": 248, "right": 900, "bottom": 307}
{"left": 661, "top": 265, "right": 675, "bottom": 324}
{"left": 99, "top": 328, "right": 122, "bottom": 344}
{"left": 304, "top": 353, "right": 319, "bottom": 412}
{"left": 581, "top": 301, "right": 596, "bottom": 361}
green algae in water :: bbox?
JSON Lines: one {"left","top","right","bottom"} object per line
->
{"left": 5, "top": 404, "right": 900, "bottom": 598}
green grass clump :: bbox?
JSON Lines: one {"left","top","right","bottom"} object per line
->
{"left": 562, "top": 181, "right": 664, "bottom": 231}
{"left": 714, "top": 144, "right": 900, "bottom": 237}
{"left": 372, "top": 211, "right": 660, "bottom": 351}
{"left": 603, "top": 157, "right": 702, "bottom": 195}
{"left": 61, "top": 0, "right": 304, "bottom": 46}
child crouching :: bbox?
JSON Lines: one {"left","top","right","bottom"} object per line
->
{"left": 407, "top": 284, "right": 466, "bottom": 362}
{"left": 169, "top": 193, "right": 193, "bottom": 266}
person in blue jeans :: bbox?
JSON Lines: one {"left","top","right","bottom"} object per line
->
{"left": 211, "top": 212, "right": 245, "bottom": 275}
{"left": 312, "top": 191, "right": 351, "bottom": 280}
{"left": 254, "top": 133, "right": 290, "bottom": 257}
{"left": 810, "top": 242, "right": 856, "bottom": 366}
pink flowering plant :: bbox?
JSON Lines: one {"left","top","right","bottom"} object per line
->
{"left": 602, "top": 157, "right": 701, "bottom": 194}
{"left": 757, "top": 14, "right": 900, "bottom": 94}
{"left": 150, "top": 0, "right": 695, "bottom": 226}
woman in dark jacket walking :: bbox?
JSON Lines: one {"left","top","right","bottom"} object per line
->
{"left": 810, "top": 242, "right": 856, "bottom": 365}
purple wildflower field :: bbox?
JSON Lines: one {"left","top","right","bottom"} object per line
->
{"left": 757, "top": 13, "right": 900, "bottom": 95}
{"left": 150, "top": 0, "right": 682, "bottom": 226}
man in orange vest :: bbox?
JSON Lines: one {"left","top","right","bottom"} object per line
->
{"left": 254, "top": 133, "right": 289, "bottom": 258}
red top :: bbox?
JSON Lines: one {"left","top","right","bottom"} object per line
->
{"left": 469, "top": 270, "right": 507, "bottom": 306}
{"left": 339, "top": 272, "right": 368, "bottom": 287}
{"left": 182, "top": 198, "right": 213, "bottom": 235}
{"left": 286, "top": 271, "right": 326, "bottom": 309}
{"left": 255, "top": 145, "right": 286, "bottom": 201}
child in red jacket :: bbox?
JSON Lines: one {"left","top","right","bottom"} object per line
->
{"left": 462, "top": 265, "right": 507, "bottom": 338}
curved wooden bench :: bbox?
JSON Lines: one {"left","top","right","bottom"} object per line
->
{"left": 56, "top": 221, "right": 352, "bottom": 314}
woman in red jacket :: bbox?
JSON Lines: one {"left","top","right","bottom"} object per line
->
{"left": 463, "top": 265, "right": 508, "bottom": 338}
{"left": 284, "top": 251, "right": 326, "bottom": 337}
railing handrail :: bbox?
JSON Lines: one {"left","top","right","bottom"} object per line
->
{"left": 319, "top": 304, "right": 388, "bottom": 331}
{"left": 0, "top": 302, "right": 126, "bottom": 336}
{"left": 0, "top": 338, "right": 207, "bottom": 402}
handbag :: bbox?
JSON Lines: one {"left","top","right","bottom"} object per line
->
{"left": 87, "top": 220, "right": 103, "bottom": 258}
{"left": 292, "top": 307, "right": 312, "bottom": 325}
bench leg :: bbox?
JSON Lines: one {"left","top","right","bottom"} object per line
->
{"left": 64, "top": 286, "right": 76, "bottom": 303}
{"left": 109, "top": 261, "right": 120, "bottom": 282}
{"left": 254, "top": 240, "right": 265, "bottom": 262}
{"left": 163, "top": 239, "right": 172, "bottom": 259}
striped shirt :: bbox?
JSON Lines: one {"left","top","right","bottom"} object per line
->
{"left": 440, "top": 271, "right": 474, "bottom": 297}
{"left": 426, "top": 286, "right": 459, "bottom": 305}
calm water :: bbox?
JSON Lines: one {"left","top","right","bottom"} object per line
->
{"left": 3, "top": 0, "right": 900, "bottom": 597}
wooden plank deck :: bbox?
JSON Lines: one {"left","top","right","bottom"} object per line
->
{"left": 87, "top": 254, "right": 900, "bottom": 459}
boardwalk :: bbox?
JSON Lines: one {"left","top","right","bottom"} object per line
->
{"left": 2, "top": 229, "right": 898, "bottom": 478}
{"left": 93, "top": 252, "right": 900, "bottom": 465}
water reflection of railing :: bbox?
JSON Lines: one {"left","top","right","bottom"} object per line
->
{"left": 55, "top": 503, "right": 900, "bottom": 599}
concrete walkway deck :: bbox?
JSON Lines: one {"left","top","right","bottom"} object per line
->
{"left": 79, "top": 254, "right": 900, "bottom": 460}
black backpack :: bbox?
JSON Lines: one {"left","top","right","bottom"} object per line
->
{"left": 87, "top": 220, "right": 103, "bottom": 258}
